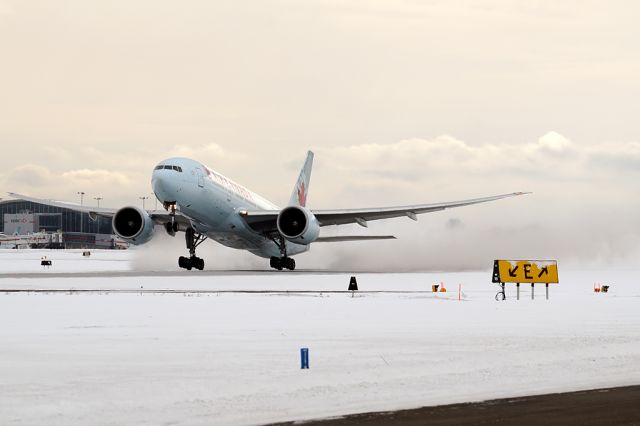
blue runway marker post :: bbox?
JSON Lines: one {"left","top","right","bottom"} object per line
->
{"left": 300, "top": 348, "right": 309, "bottom": 369}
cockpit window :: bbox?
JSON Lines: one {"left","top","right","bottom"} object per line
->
{"left": 155, "top": 164, "right": 182, "bottom": 172}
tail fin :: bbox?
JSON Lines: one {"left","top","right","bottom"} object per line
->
{"left": 289, "top": 151, "right": 314, "bottom": 207}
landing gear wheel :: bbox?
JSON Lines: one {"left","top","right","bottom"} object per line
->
{"left": 285, "top": 257, "right": 296, "bottom": 271}
{"left": 270, "top": 256, "right": 295, "bottom": 271}
{"left": 178, "top": 227, "right": 207, "bottom": 271}
{"left": 270, "top": 256, "right": 280, "bottom": 269}
{"left": 165, "top": 221, "right": 177, "bottom": 236}
{"left": 179, "top": 256, "right": 192, "bottom": 270}
{"left": 195, "top": 257, "right": 204, "bottom": 271}
{"left": 178, "top": 256, "right": 204, "bottom": 271}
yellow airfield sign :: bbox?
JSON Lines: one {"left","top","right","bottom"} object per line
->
{"left": 492, "top": 260, "right": 559, "bottom": 284}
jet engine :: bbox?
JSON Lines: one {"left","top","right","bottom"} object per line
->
{"left": 112, "top": 206, "right": 155, "bottom": 245}
{"left": 276, "top": 206, "right": 320, "bottom": 245}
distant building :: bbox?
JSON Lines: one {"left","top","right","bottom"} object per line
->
{"left": 0, "top": 198, "right": 122, "bottom": 249}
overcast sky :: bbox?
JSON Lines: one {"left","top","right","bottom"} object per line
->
{"left": 1, "top": 1, "right": 638, "bottom": 269}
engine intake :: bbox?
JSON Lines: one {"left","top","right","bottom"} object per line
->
{"left": 112, "top": 206, "right": 155, "bottom": 245}
{"left": 277, "top": 206, "right": 320, "bottom": 245}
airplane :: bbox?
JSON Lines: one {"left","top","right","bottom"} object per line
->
{"left": 10, "top": 151, "right": 529, "bottom": 270}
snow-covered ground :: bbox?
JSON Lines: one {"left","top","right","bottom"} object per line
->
{"left": 0, "top": 249, "right": 131, "bottom": 273}
{"left": 1, "top": 250, "right": 639, "bottom": 425}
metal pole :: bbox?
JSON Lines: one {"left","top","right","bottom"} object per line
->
{"left": 139, "top": 196, "right": 149, "bottom": 210}
{"left": 77, "top": 191, "right": 85, "bottom": 234}
{"left": 152, "top": 193, "right": 158, "bottom": 210}
{"left": 517, "top": 283, "right": 520, "bottom": 300}
{"left": 531, "top": 283, "right": 535, "bottom": 300}
{"left": 94, "top": 197, "right": 103, "bottom": 208}
{"left": 546, "top": 283, "right": 549, "bottom": 300}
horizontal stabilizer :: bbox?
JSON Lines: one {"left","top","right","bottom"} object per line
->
{"left": 315, "top": 235, "right": 396, "bottom": 242}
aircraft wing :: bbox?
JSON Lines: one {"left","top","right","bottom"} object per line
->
{"left": 311, "top": 192, "right": 529, "bottom": 227}
{"left": 7, "top": 192, "right": 191, "bottom": 227}
{"left": 240, "top": 192, "right": 530, "bottom": 232}
{"left": 314, "top": 235, "right": 396, "bottom": 242}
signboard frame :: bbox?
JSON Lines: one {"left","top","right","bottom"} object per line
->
{"left": 492, "top": 260, "right": 559, "bottom": 284}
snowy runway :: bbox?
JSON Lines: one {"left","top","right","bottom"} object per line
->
{"left": 1, "top": 251, "right": 639, "bottom": 425}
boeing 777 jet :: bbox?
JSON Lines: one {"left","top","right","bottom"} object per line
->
{"left": 11, "top": 151, "right": 528, "bottom": 270}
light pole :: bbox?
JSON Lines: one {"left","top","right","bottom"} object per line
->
{"left": 94, "top": 197, "right": 103, "bottom": 208}
{"left": 77, "top": 191, "right": 85, "bottom": 234}
{"left": 152, "top": 193, "right": 158, "bottom": 210}
{"left": 139, "top": 196, "right": 149, "bottom": 210}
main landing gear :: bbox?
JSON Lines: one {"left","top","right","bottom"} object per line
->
{"left": 270, "top": 256, "right": 295, "bottom": 271}
{"left": 267, "top": 233, "right": 296, "bottom": 271}
{"left": 178, "top": 227, "right": 207, "bottom": 271}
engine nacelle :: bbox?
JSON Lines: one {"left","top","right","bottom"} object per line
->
{"left": 112, "top": 206, "right": 155, "bottom": 245}
{"left": 276, "top": 206, "right": 320, "bottom": 245}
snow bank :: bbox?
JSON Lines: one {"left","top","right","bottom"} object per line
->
{"left": 0, "top": 253, "right": 639, "bottom": 425}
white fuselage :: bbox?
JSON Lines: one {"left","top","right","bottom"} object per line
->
{"left": 151, "top": 157, "right": 309, "bottom": 258}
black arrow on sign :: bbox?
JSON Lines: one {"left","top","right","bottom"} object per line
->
{"left": 509, "top": 266, "right": 519, "bottom": 277}
{"left": 538, "top": 266, "right": 549, "bottom": 278}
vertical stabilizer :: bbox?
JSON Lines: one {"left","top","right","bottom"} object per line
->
{"left": 289, "top": 151, "right": 314, "bottom": 207}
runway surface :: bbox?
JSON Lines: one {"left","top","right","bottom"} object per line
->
{"left": 1, "top": 250, "right": 639, "bottom": 425}
{"left": 0, "top": 269, "right": 350, "bottom": 279}
{"left": 1, "top": 288, "right": 431, "bottom": 295}
{"left": 272, "top": 385, "right": 640, "bottom": 425}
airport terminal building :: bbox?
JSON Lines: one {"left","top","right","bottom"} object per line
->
{"left": 0, "top": 198, "right": 121, "bottom": 249}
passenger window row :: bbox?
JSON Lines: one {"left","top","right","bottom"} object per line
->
{"left": 154, "top": 165, "right": 183, "bottom": 172}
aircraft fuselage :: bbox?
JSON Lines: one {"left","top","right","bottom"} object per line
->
{"left": 151, "top": 157, "right": 309, "bottom": 259}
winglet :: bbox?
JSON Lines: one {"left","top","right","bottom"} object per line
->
{"left": 289, "top": 151, "right": 314, "bottom": 207}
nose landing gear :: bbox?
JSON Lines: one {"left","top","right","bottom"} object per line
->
{"left": 179, "top": 227, "right": 207, "bottom": 271}
{"left": 163, "top": 202, "right": 179, "bottom": 236}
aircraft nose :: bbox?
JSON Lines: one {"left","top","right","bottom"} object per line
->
{"left": 152, "top": 171, "right": 177, "bottom": 202}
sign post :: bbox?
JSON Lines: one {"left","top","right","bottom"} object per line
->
{"left": 531, "top": 283, "right": 535, "bottom": 300}
{"left": 546, "top": 283, "right": 549, "bottom": 300}
{"left": 492, "top": 260, "right": 559, "bottom": 301}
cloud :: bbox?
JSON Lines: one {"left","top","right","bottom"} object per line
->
{"left": 537, "top": 131, "right": 574, "bottom": 153}
{"left": 2, "top": 165, "right": 133, "bottom": 203}
{"left": 5, "top": 164, "right": 54, "bottom": 187}
{"left": 446, "top": 218, "right": 465, "bottom": 230}
{"left": 299, "top": 132, "right": 640, "bottom": 270}
{"left": 62, "top": 169, "right": 130, "bottom": 186}
{"left": 315, "top": 132, "right": 637, "bottom": 194}
{"left": 169, "top": 143, "right": 227, "bottom": 159}
{"left": 588, "top": 141, "right": 640, "bottom": 173}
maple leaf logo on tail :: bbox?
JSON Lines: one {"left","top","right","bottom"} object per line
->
{"left": 297, "top": 181, "right": 307, "bottom": 206}
{"left": 289, "top": 151, "right": 313, "bottom": 207}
